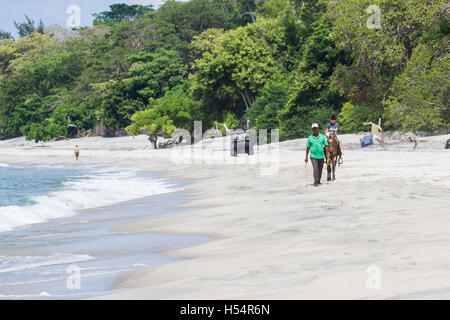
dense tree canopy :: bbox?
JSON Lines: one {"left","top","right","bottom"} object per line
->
{"left": 190, "top": 17, "right": 292, "bottom": 122}
{"left": 0, "top": 0, "right": 448, "bottom": 143}
{"left": 93, "top": 3, "right": 155, "bottom": 26}
{"left": 327, "top": 0, "right": 447, "bottom": 114}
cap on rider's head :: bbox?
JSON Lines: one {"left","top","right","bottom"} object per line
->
{"left": 311, "top": 123, "right": 319, "bottom": 129}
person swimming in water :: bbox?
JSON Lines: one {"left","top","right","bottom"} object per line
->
{"left": 74, "top": 145, "right": 80, "bottom": 161}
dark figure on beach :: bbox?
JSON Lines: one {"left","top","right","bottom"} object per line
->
{"left": 446, "top": 139, "right": 450, "bottom": 150}
{"left": 305, "top": 123, "right": 329, "bottom": 187}
{"left": 74, "top": 145, "right": 80, "bottom": 161}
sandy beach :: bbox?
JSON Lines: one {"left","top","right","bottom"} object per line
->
{"left": 1, "top": 132, "right": 450, "bottom": 299}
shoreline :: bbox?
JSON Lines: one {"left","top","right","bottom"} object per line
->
{"left": 1, "top": 134, "right": 450, "bottom": 299}
{"left": 0, "top": 163, "right": 210, "bottom": 299}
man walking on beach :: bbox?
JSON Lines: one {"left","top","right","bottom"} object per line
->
{"left": 74, "top": 145, "right": 80, "bottom": 161}
{"left": 305, "top": 123, "right": 329, "bottom": 187}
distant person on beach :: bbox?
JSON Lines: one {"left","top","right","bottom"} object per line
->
{"left": 74, "top": 145, "right": 80, "bottom": 161}
{"left": 363, "top": 118, "right": 387, "bottom": 149}
{"left": 305, "top": 123, "right": 329, "bottom": 187}
{"left": 325, "top": 114, "right": 344, "bottom": 156}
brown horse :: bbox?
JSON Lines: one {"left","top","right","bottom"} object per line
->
{"left": 327, "top": 134, "right": 340, "bottom": 181}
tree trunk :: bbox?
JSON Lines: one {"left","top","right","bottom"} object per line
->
{"left": 240, "top": 91, "right": 253, "bottom": 109}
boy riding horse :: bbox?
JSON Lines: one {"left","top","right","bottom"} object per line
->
{"left": 325, "top": 115, "right": 343, "bottom": 181}
{"left": 326, "top": 134, "right": 340, "bottom": 181}
{"left": 325, "top": 114, "right": 344, "bottom": 156}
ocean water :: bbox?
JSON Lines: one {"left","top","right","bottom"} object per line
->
{"left": 0, "top": 163, "right": 179, "bottom": 233}
{"left": 0, "top": 163, "right": 209, "bottom": 299}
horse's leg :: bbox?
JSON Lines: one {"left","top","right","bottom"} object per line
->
{"left": 327, "top": 161, "right": 332, "bottom": 181}
{"left": 332, "top": 156, "right": 337, "bottom": 181}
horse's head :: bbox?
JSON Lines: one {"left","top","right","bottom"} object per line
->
{"left": 327, "top": 133, "right": 337, "bottom": 144}
{"left": 327, "top": 133, "right": 339, "bottom": 153}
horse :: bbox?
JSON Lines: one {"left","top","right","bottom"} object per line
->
{"left": 326, "top": 133, "right": 340, "bottom": 181}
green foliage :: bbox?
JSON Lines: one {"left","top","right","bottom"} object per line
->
{"left": 93, "top": 3, "right": 155, "bottom": 26}
{"left": 339, "top": 102, "right": 380, "bottom": 133}
{"left": 125, "top": 50, "right": 187, "bottom": 100}
{"left": 0, "top": 0, "right": 447, "bottom": 143}
{"left": 189, "top": 28, "right": 225, "bottom": 61}
{"left": 245, "top": 73, "right": 290, "bottom": 133}
{"left": 0, "top": 33, "right": 57, "bottom": 79}
{"left": 383, "top": 3, "right": 449, "bottom": 132}
{"left": 0, "top": 44, "right": 86, "bottom": 139}
{"left": 278, "top": 104, "right": 334, "bottom": 139}
{"left": 0, "top": 31, "right": 12, "bottom": 40}
{"left": 278, "top": 16, "right": 343, "bottom": 139}
{"left": 52, "top": 103, "right": 95, "bottom": 130}
{"left": 327, "top": 0, "right": 446, "bottom": 113}
{"left": 190, "top": 17, "right": 291, "bottom": 122}
{"left": 384, "top": 39, "right": 450, "bottom": 131}
{"left": 117, "top": 0, "right": 248, "bottom": 63}
{"left": 127, "top": 84, "right": 203, "bottom": 137}
{"left": 23, "top": 120, "right": 66, "bottom": 144}
{"left": 14, "top": 15, "right": 45, "bottom": 38}
{"left": 99, "top": 50, "right": 187, "bottom": 130}
{"left": 223, "top": 112, "right": 240, "bottom": 130}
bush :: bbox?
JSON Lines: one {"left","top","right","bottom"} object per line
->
{"left": 223, "top": 112, "right": 240, "bottom": 130}
{"left": 383, "top": 41, "right": 449, "bottom": 132}
{"left": 127, "top": 84, "right": 203, "bottom": 138}
{"left": 23, "top": 120, "right": 66, "bottom": 143}
{"left": 339, "top": 102, "right": 380, "bottom": 133}
{"left": 278, "top": 104, "right": 334, "bottom": 139}
{"left": 52, "top": 103, "right": 95, "bottom": 131}
{"left": 245, "top": 73, "right": 290, "bottom": 134}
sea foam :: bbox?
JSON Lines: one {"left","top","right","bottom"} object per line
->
{"left": 0, "top": 166, "right": 180, "bottom": 232}
{"left": 0, "top": 253, "right": 94, "bottom": 273}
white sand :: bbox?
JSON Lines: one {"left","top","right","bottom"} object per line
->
{"left": 1, "top": 132, "right": 450, "bottom": 299}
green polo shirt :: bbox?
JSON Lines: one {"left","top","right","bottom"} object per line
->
{"left": 307, "top": 133, "right": 328, "bottom": 159}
